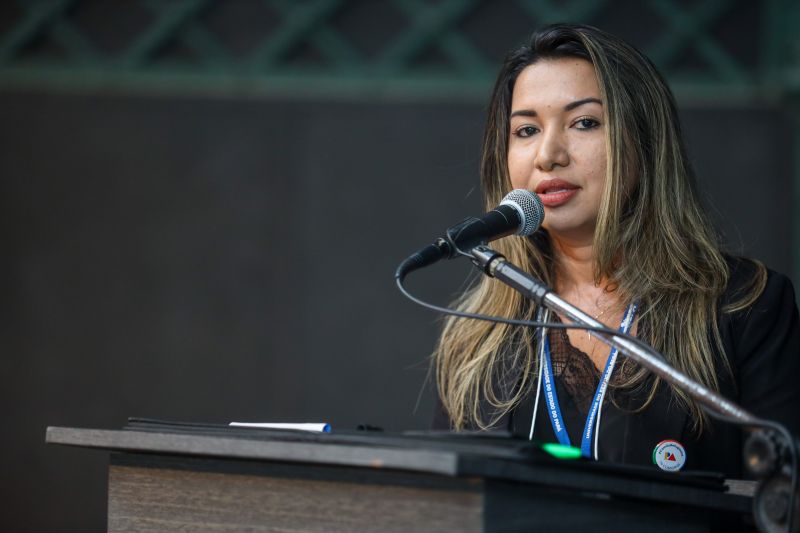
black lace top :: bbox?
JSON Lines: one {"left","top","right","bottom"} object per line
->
{"left": 547, "top": 317, "right": 602, "bottom": 419}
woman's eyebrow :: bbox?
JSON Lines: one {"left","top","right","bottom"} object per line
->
{"left": 509, "top": 109, "right": 537, "bottom": 118}
{"left": 510, "top": 97, "right": 603, "bottom": 119}
{"left": 564, "top": 97, "right": 603, "bottom": 111}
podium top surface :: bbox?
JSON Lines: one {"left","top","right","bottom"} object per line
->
{"left": 46, "top": 419, "right": 753, "bottom": 514}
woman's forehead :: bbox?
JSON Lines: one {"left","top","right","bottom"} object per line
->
{"left": 511, "top": 58, "right": 602, "bottom": 113}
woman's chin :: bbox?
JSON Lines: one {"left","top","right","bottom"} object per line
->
{"left": 542, "top": 220, "right": 597, "bottom": 243}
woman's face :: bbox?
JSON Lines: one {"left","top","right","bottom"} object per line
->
{"left": 507, "top": 58, "right": 607, "bottom": 242}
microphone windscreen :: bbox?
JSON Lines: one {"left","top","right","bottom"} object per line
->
{"left": 500, "top": 189, "right": 545, "bottom": 236}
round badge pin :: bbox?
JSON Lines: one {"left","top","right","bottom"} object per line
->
{"left": 652, "top": 439, "right": 686, "bottom": 472}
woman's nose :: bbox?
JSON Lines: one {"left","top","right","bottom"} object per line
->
{"left": 534, "top": 129, "right": 570, "bottom": 171}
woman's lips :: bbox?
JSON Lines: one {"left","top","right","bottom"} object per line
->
{"left": 535, "top": 179, "right": 580, "bottom": 207}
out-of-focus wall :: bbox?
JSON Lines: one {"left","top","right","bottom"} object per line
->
{"left": 0, "top": 1, "right": 797, "bottom": 531}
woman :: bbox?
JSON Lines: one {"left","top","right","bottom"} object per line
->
{"left": 433, "top": 23, "right": 799, "bottom": 477}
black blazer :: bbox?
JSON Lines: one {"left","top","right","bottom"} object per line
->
{"left": 433, "top": 258, "right": 800, "bottom": 478}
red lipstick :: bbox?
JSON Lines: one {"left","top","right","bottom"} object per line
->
{"left": 535, "top": 179, "right": 580, "bottom": 207}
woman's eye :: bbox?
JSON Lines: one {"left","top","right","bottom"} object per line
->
{"left": 575, "top": 117, "right": 600, "bottom": 130}
{"left": 514, "top": 126, "right": 539, "bottom": 137}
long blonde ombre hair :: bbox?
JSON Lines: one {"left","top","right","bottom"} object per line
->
{"left": 435, "top": 24, "right": 766, "bottom": 431}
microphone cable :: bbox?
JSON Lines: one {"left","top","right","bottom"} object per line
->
{"left": 395, "top": 267, "right": 665, "bottom": 360}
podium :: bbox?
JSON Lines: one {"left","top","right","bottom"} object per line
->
{"left": 46, "top": 419, "right": 754, "bottom": 532}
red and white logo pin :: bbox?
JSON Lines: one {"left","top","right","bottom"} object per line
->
{"left": 652, "top": 439, "right": 686, "bottom": 472}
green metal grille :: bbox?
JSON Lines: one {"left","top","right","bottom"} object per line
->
{"left": 0, "top": 0, "right": 797, "bottom": 103}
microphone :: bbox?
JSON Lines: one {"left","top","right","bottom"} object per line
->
{"left": 396, "top": 189, "right": 544, "bottom": 280}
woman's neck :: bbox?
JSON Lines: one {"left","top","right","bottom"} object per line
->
{"left": 548, "top": 232, "right": 630, "bottom": 370}
{"left": 550, "top": 233, "right": 603, "bottom": 292}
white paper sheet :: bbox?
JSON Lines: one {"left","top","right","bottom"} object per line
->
{"left": 229, "top": 422, "right": 331, "bottom": 433}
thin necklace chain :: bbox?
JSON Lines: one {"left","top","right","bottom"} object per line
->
{"left": 586, "top": 289, "right": 620, "bottom": 341}
{"left": 560, "top": 281, "right": 623, "bottom": 344}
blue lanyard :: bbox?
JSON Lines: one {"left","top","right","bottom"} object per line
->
{"left": 540, "top": 303, "right": 637, "bottom": 458}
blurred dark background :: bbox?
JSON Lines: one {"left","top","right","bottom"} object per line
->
{"left": 1, "top": 0, "right": 798, "bottom": 531}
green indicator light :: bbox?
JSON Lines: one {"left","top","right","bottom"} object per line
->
{"left": 541, "top": 442, "right": 583, "bottom": 460}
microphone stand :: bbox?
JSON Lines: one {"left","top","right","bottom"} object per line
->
{"left": 466, "top": 244, "right": 798, "bottom": 533}
{"left": 468, "top": 245, "right": 757, "bottom": 424}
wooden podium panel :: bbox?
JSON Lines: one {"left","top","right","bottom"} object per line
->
{"left": 46, "top": 423, "right": 754, "bottom": 532}
{"left": 108, "top": 454, "right": 482, "bottom": 532}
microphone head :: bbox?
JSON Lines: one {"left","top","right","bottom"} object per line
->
{"left": 499, "top": 189, "right": 545, "bottom": 236}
